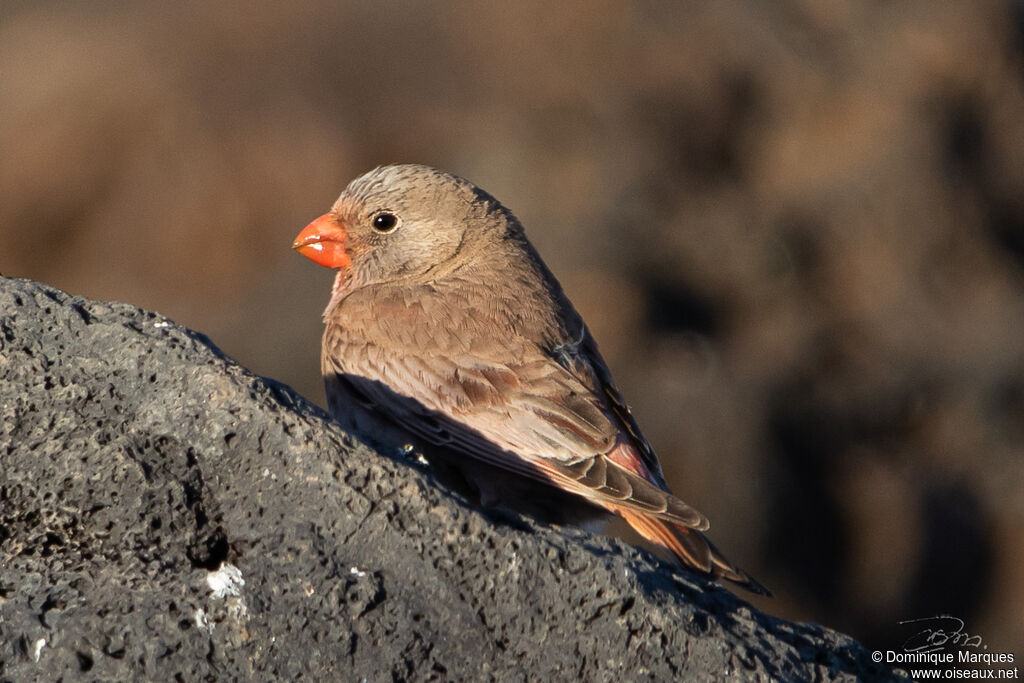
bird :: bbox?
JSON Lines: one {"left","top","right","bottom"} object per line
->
{"left": 293, "top": 163, "right": 768, "bottom": 595}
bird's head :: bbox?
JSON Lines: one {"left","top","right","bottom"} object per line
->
{"left": 293, "top": 164, "right": 504, "bottom": 288}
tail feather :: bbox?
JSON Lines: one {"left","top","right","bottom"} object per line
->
{"left": 616, "top": 509, "right": 771, "bottom": 596}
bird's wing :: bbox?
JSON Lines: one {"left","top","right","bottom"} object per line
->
{"left": 323, "top": 324, "right": 709, "bottom": 531}
{"left": 550, "top": 319, "right": 669, "bottom": 486}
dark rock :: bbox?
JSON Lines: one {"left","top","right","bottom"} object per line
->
{"left": 0, "top": 277, "right": 906, "bottom": 681}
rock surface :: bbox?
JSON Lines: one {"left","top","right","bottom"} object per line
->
{"left": 0, "top": 277, "right": 904, "bottom": 681}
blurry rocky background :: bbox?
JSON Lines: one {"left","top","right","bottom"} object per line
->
{"left": 2, "top": 0, "right": 1022, "bottom": 656}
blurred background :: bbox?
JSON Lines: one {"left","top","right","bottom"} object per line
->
{"left": 2, "top": 0, "right": 1022, "bottom": 657}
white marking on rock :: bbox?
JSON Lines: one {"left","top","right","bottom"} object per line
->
{"left": 153, "top": 321, "right": 172, "bottom": 329}
{"left": 32, "top": 638, "right": 45, "bottom": 663}
{"left": 207, "top": 563, "right": 244, "bottom": 599}
{"left": 194, "top": 608, "right": 213, "bottom": 634}
{"left": 350, "top": 566, "right": 367, "bottom": 578}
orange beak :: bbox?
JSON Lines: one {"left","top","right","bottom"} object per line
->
{"left": 292, "top": 213, "right": 351, "bottom": 269}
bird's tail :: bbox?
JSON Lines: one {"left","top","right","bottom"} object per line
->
{"left": 616, "top": 509, "right": 771, "bottom": 596}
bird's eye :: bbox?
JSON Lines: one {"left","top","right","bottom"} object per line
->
{"left": 371, "top": 211, "right": 399, "bottom": 233}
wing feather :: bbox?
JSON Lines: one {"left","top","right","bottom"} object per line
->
{"left": 323, "top": 331, "right": 711, "bottom": 531}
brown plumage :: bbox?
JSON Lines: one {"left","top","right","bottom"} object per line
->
{"left": 293, "top": 164, "right": 768, "bottom": 595}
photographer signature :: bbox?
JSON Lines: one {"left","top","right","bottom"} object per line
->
{"left": 900, "top": 615, "right": 985, "bottom": 653}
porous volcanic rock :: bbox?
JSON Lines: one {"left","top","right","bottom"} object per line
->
{"left": 0, "top": 277, "right": 905, "bottom": 681}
